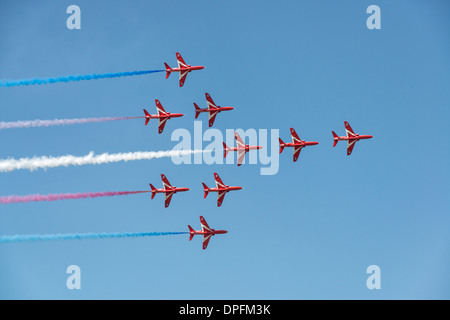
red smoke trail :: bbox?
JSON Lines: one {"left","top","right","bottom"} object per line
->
{"left": 0, "top": 191, "right": 150, "bottom": 204}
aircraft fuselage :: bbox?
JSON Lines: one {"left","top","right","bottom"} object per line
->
{"left": 190, "top": 229, "right": 228, "bottom": 237}
{"left": 282, "top": 141, "right": 319, "bottom": 148}
{"left": 209, "top": 186, "right": 242, "bottom": 193}
{"left": 335, "top": 134, "right": 373, "bottom": 141}
{"left": 197, "top": 106, "right": 234, "bottom": 113}
{"left": 167, "top": 65, "right": 205, "bottom": 73}
{"left": 146, "top": 113, "right": 184, "bottom": 120}
{"left": 153, "top": 187, "right": 190, "bottom": 194}
{"left": 227, "top": 145, "right": 263, "bottom": 152}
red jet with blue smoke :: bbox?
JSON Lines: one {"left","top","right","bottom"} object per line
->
{"left": 188, "top": 216, "right": 228, "bottom": 250}
{"left": 164, "top": 52, "right": 205, "bottom": 87}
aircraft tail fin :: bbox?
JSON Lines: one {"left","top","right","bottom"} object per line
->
{"left": 202, "top": 183, "right": 209, "bottom": 199}
{"left": 279, "top": 138, "right": 285, "bottom": 154}
{"left": 143, "top": 109, "right": 150, "bottom": 126}
{"left": 332, "top": 131, "right": 339, "bottom": 147}
{"left": 149, "top": 183, "right": 156, "bottom": 199}
{"left": 223, "top": 142, "right": 229, "bottom": 158}
{"left": 194, "top": 103, "right": 201, "bottom": 119}
{"left": 188, "top": 225, "right": 195, "bottom": 241}
{"left": 164, "top": 63, "right": 171, "bottom": 79}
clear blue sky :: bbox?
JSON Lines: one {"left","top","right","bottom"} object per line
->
{"left": 0, "top": 0, "right": 449, "bottom": 299}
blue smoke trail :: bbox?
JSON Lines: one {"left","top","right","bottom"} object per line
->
{"left": 0, "top": 70, "right": 164, "bottom": 87}
{"left": 0, "top": 231, "right": 188, "bottom": 243}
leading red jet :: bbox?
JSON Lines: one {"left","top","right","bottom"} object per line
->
{"left": 164, "top": 52, "right": 205, "bottom": 87}
{"left": 279, "top": 128, "right": 319, "bottom": 162}
{"left": 202, "top": 173, "right": 242, "bottom": 207}
{"left": 332, "top": 121, "right": 373, "bottom": 155}
{"left": 188, "top": 216, "right": 228, "bottom": 250}
{"left": 223, "top": 132, "right": 263, "bottom": 166}
{"left": 143, "top": 99, "right": 184, "bottom": 134}
{"left": 149, "top": 174, "right": 189, "bottom": 208}
{"left": 194, "top": 93, "right": 234, "bottom": 127}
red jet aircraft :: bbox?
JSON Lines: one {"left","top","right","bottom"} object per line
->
{"left": 279, "top": 128, "right": 319, "bottom": 162}
{"left": 149, "top": 174, "right": 189, "bottom": 208}
{"left": 164, "top": 52, "right": 205, "bottom": 87}
{"left": 202, "top": 173, "right": 242, "bottom": 207}
{"left": 188, "top": 216, "right": 228, "bottom": 250}
{"left": 332, "top": 121, "right": 373, "bottom": 155}
{"left": 223, "top": 132, "right": 263, "bottom": 166}
{"left": 143, "top": 99, "right": 183, "bottom": 134}
{"left": 194, "top": 93, "right": 234, "bottom": 127}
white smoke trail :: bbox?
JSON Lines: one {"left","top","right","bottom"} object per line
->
{"left": 0, "top": 150, "right": 207, "bottom": 173}
{"left": 0, "top": 117, "right": 142, "bottom": 130}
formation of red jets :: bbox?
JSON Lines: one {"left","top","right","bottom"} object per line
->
{"left": 152, "top": 53, "right": 373, "bottom": 249}
{"left": 149, "top": 173, "right": 243, "bottom": 209}
{"left": 148, "top": 173, "right": 234, "bottom": 250}
{"left": 142, "top": 92, "right": 234, "bottom": 134}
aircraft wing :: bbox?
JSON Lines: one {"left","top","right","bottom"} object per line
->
{"left": 345, "top": 121, "right": 356, "bottom": 138}
{"left": 179, "top": 71, "right": 188, "bottom": 87}
{"left": 208, "top": 110, "right": 219, "bottom": 127}
{"left": 155, "top": 100, "right": 167, "bottom": 115}
{"left": 158, "top": 117, "right": 168, "bottom": 134}
{"left": 205, "top": 93, "right": 218, "bottom": 109}
{"left": 290, "top": 128, "right": 301, "bottom": 143}
{"left": 164, "top": 192, "right": 174, "bottom": 208}
{"left": 200, "top": 216, "right": 212, "bottom": 232}
{"left": 347, "top": 140, "right": 357, "bottom": 156}
{"left": 234, "top": 132, "right": 245, "bottom": 148}
{"left": 202, "top": 233, "right": 212, "bottom": 250}
{"left": 161, "top": 174, "right": 173, "bottom": 189}
{"left": 214, "top": 173, "right": 225, "bottom": 188}
{"left": 237, "top": 148, "right": 246, "bottom": 166}
{"left": 176, "top": 52, "right": 188, "bottom": 68}
{"left": 293, "top": 146, "right": 303, "bottom": 162}
{"left": 217, "top": 191, "right": 226, "bottom": 207}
